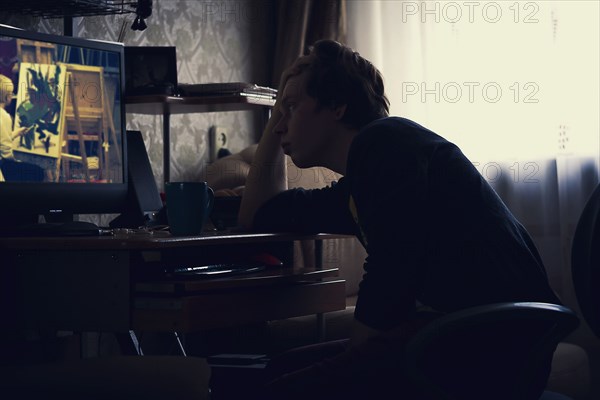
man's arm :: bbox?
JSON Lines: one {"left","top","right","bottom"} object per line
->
{"left": 11, "top": 126, "right": 27, "bottom": 141}
{"left": 238, "top": 56, "right": 312, "bottom": 230}
{"left": 237, "top": 104, "right": 287, "bottom": 230}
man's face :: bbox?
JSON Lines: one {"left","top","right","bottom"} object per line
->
{"left": 274, "top": 72, "right": 340, "bottom": 168}
{"left": 1, "top": 82, "right": 14, "bottom": 105}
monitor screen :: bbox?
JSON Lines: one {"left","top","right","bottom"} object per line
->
{"left": 0, "top": 24, "right": 127, "bottom": 224}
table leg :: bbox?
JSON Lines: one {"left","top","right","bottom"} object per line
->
{"left": 315, "top": 239, "right": 326, "bottom": 341}
{"left": 115, "top": 330, "right": 144, "bottom": 356}
{"left": 163, "top": 108, "right": 171, "bottom": 185}
{"left": 173, "top": 332, "right": 187, "bottom": 356}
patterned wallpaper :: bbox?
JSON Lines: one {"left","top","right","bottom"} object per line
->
{"left": 0, "top": 0, "right": 274, "bottom": 191}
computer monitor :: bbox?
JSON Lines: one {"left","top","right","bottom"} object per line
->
{"left": 0, "top": 24, "right": 128, "bottom": 227}
{"left": 124, "top": 46, "right": 177, "bottom": 96}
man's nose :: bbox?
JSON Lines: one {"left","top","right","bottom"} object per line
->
{"left": 273, "top": 115, "right": 288, "bottom": 135}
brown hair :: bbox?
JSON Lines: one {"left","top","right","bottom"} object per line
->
{"left": 293, "top": 40, "right": 390, "bottom": 130}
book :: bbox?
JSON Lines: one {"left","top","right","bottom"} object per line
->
{"left": 178, "top": 82, "right": 277, "bottom": 98}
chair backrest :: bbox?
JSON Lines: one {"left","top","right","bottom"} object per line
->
{"left": 404, "top": 302, "right": 579, "bottom": 400}
{"left": 571, "top": 183, "right": 600, "bottom": 338}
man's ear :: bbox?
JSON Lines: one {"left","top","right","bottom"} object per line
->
{"left": 333, "top": 104, "right": 347, "bottom": 120}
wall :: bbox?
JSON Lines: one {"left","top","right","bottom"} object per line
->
{"left": 1, "top": 0, "right": 274, "bottom": 192}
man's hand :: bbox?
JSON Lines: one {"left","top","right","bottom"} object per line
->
{"left": 238, "top": 54, "right": 317, "bottom": 230}
{"left": 11, "top": 126, "right": 28, "bottom": 140}
{"left": 266, "top": 55, "right": 313, "bottom": 136}
{"left": 262, "top": 57, "right": 309, "bottom": 139}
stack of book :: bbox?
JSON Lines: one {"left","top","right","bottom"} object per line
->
{"left": 177, "top": 82, "right": 277, "bottom": 99}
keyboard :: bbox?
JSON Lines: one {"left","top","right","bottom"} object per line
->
{"left": 1, "top": 221, "right": 102, "bottom": 237}
{"left": 167, "top": 264, "right": 266, "bottom": 279}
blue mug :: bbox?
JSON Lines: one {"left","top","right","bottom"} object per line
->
{"left": 165, "top": 182, "right": 214, "bottom": 236}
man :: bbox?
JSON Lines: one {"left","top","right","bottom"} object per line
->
{"left": 239, "top": 40, "right": 561, "bottom": 399}
{"left": 0, "top": 73, "right": 44, "bottom": 183}
{"left": 0, "top": 74, "right": 28, "bottom": 182}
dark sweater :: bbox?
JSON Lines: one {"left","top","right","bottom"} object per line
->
{"left": 254, "top": 117, "right": 561, "bottom": 330}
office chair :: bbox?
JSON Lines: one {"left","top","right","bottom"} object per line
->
{"left": 403, "top": 302, "right": 579, "bottom": 400}
{"left": 538, "top": 182, "right": 600, "bottom": 400}
{"left": 572, "top": 182, "right": 600, "bottom": 339}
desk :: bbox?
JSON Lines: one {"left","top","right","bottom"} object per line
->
{"left": 0, "top": 231, "right": 346, "bottom": 335}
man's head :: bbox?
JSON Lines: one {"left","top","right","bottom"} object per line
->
{"left": 0, "top": 74, "right": 15, "bottom": 106}
{"left": 286, "top": 40, "right": 389, "bottom": 130}
{"left": 274, "top": 40, "right": 389, "bottom": 171}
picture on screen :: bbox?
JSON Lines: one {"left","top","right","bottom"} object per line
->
{"left": 0, "top": 36, "right": 123, "bottom": 184}
{"left": 14, "top": 63, "right": 66, "bottom": 160}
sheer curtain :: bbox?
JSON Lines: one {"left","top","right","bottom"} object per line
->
{"left": 347, "top": 1, "right": 599, "bottom": 321}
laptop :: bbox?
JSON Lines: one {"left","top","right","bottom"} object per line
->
{"left": 109, "top": 130, "right": 164, "bottom": 228}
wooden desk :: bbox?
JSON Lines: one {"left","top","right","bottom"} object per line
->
{"left": 0, "top": 231, "right": 346, "bottom": 334}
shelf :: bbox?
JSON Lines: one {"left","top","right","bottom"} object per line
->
{"left": 2, "top": 0, "right": 136, "bottom": 18}
{"left": 124, "top": 90, "right": 275, "bottom": 184}
{"left": 125, "top": 94, "right": 275, "bottom": 115}
{"left": 134, "top": 267, "right": 340, "bottom": 294}
{"left": 133, "top": 279, "right": 346, "bottom": 332}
